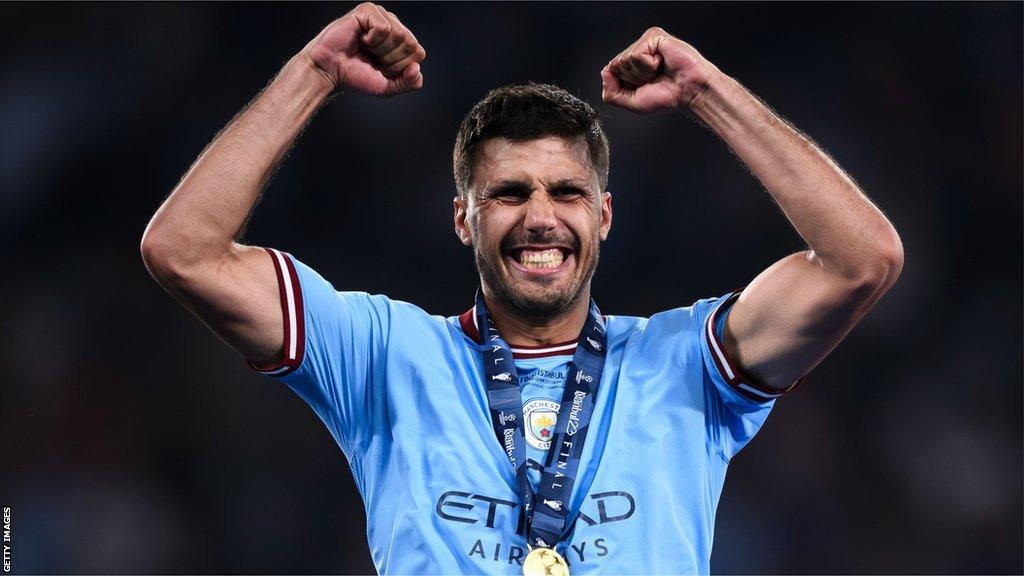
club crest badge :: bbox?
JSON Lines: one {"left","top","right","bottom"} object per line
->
{"left": 522, "top": 398, "right": 561, "bottom": 450}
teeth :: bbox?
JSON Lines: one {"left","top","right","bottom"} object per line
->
{"left": 518, "top": 249, "right": 565, "bottom": 269}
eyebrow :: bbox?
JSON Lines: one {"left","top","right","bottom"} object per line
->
{"left": 484, "top": 178, "right": 592, "bottom": 195}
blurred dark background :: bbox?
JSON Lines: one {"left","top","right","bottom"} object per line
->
{"left": 2, "top": 2, "right": 1021, "bottom": 573}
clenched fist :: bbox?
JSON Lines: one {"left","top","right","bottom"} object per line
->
{"left": 303, "top": 2, "right": 426, "bottom": 97}
{"left": 601, "top": 27, "right": 720, "bottom": 114}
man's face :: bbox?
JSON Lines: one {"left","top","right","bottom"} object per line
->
{"left": 454, "top": 136, "right": 612, "bottom": 317}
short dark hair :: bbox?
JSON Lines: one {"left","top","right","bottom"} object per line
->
{"left": 453, "top": 83, "right": 610, "bottom": 199}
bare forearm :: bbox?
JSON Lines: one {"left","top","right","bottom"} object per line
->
{"left": 604, "top": 29, "right": 904, "bottom": 388}
{"left": 139, "top": 4, "right": 425, "bottom": 366}
{"left": 692, "top": 72, "right": 903, "bottom": 280}
{"left": 144, "top": 54, "right": 334, "bottom": 265}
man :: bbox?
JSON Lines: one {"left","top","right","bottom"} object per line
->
{"left": 141, "top": 3, "right": 902, "bottom": 574}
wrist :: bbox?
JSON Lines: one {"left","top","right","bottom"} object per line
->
{"left": 245, "top": 54, "right": 336, "bottom": 134}
{"left": 685, "top": 67, "right": 730, "bottom": 118}
{"left": 287, "top": 51, "right": 338, "bottom": 101}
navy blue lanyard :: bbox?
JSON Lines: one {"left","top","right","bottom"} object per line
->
{"left": 475, "top": 291, "right": 608, "bottom": 549}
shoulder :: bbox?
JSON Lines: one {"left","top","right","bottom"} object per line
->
{"left": 607, "top": 298, "right": 708, "bottom": 340}
{"left": 604, "top": 294, "right": 737, "bottom": 360}
{"left": 338, "top": 291, "right": 451, "bottom": 328}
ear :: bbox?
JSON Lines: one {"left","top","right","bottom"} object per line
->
{"left": 453, "top": 195, "right": 473, "bottom": 246}
{"left": 599, "top": 191, "right": 613, "bottom": 241}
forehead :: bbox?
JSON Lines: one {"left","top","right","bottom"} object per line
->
{"left": 473, "top": 136, "right": 596, "bottom": 190}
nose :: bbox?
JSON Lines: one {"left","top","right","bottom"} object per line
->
{"left": 523, "top": 192, "right": 558, "bottom": 236}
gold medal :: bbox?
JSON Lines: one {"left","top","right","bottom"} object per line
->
{"left": 523, "top": 547, "right": 570, "bottom": 576}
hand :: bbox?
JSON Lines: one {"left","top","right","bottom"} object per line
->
{"left": 303, "top": 2, "right": 426, "bottom": 97}
{"left": 601, "top": 27, "right": 720, "bottom": 115}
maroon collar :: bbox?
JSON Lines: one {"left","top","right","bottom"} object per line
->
{"left": 459, "top": 307, "right": 579, "bottom": 359}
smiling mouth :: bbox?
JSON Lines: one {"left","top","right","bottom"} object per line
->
{"left": 505, "top": 246, "right": 574, "bottom": 275}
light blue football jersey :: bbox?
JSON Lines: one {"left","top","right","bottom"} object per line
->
{"left": 251, "top": 248, "right": 792, "bottom": 575}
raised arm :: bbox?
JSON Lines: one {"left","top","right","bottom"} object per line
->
{"left": 601, "top": 28, "right": 903, "bottom": 390}
{"left": 141, "top": 3, "right": 425, "bottom": 367}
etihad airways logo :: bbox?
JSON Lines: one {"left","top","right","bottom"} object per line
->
{"left": 435, "top": 490, "right": 636, "bottom": 531}
{"left": 438, "top": 489, "right": 635, "bottom": 568}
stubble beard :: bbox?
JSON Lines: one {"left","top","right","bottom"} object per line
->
{"left": 473, "top": 238, "right": 600, "bottom": 319}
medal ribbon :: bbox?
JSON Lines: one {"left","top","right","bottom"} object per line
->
{"left": 476, "top": 291, "right": 608, "bottom": 549}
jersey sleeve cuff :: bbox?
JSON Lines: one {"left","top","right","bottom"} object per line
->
{"left": 703, "top": 290, "right": 805, "bottom": 403}
{"left": 247, "top": 247, "right": 305, "bottom": 377}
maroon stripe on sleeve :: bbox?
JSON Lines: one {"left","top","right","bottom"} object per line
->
{"left": 281, "top": 250, "right": 305, "bottom": 370}
{"left": 705, "top": 290, "right": 804, "bottom": 402}
{"left": 247, "top": 247, "right": 302, "bottom": 377}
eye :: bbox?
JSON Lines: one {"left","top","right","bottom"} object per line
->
{"left": 551, "top": 185, "right": 588, "bottom": 200}
{"left": 492, "top": 192, "right": 526, "bottom": 205}
{"left": 487, "top": 183, "right": 530, "bottom": 203}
